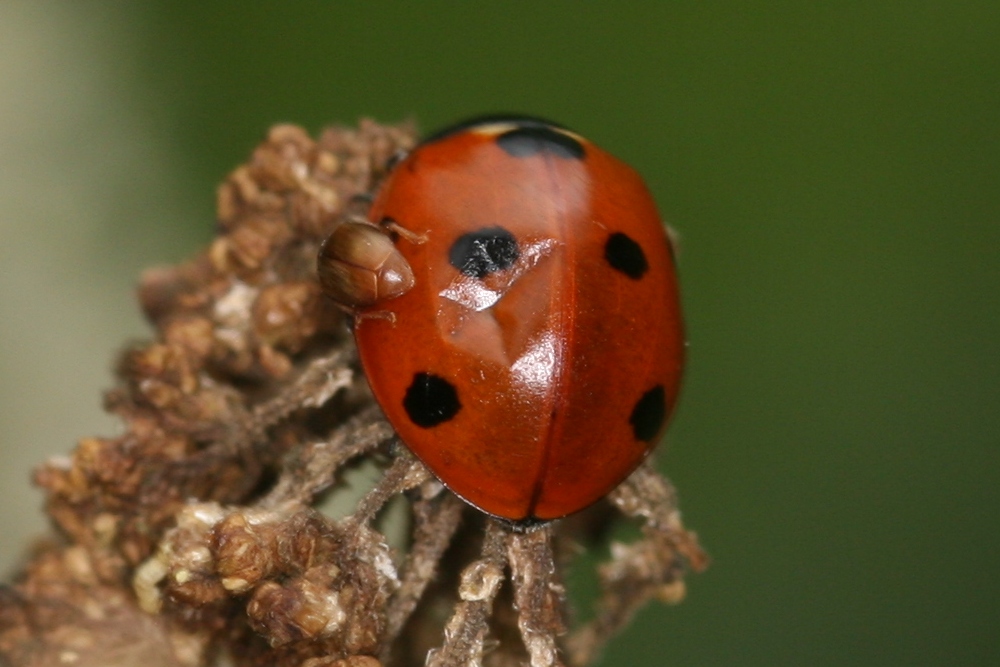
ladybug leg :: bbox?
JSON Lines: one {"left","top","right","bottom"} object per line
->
{"left": 378, "top": 216, "right": 429, "bottom": 244}
{"left": 338, "top": 213, "right": 428, "bottom": 245}
{"left": 353, "top": 309, "right": 397, "bottom": 326}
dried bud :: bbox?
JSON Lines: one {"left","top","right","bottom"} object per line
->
{"left": 252, "top": 281, "right": 322, "bottom": 352}
{"left": 458, "top": 561, "right": 504, "bottom": 602}
{"left": 300, "top": 654, "right": 382, "bottom": 667}
{"left": 213, "top": 214, "right": 292, "bottom": 276}
{"left": 213, "top": 512, "right": 280, "bottom": 593}
{"left": 247, "top": 575, "right": 347, "bottom": 647}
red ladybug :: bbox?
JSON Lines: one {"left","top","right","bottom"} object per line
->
{"left": 319, "top": 115, "right": 684, "bottom": 523}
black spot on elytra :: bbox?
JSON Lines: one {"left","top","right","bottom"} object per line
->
{"left": 605, "top": 232, "right": 648, "bottom": 279}
{"left": 630, "top": 385, "right": 666, "bottom": 442}
{"left": 449, "top": 227, "right": 520, "bottom": 279}
{"left": 404, "top": 372, "right": 461, "bottom": 428}
{"left": 496, "top": 126, "right": 585, "bottom": 160}
{"left": 421, "top": 114, "right": 568, "bottom": 146}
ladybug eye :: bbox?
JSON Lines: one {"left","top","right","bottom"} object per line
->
{"left": 604, "top": 232, "right": 649, "bottom": 279}
{"left": 449, "top": 227, "right": 520, "bottom": 279}
{"left": 629, "top": 385, "right": 667, "bottom": 443}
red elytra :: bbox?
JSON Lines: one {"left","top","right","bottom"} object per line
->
{"left": 319, "top": 116, "right": 684, "bottom": 523}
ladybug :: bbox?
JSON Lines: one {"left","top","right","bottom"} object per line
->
{"left": 318, "top": 115, "right": 684, "bottom": 524}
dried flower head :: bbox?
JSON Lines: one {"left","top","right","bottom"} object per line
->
{"left": 0, "top": 120, "right": 706, "bottom": 667}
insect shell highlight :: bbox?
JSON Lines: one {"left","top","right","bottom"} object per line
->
{"left": 318, "top": 115, "right": 684, "bottom": 524}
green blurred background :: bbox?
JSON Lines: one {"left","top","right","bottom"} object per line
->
{"left": 2, "top": 2, "right": 997, "bottom": 665}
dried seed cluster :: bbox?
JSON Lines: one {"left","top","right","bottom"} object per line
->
{"left": 0, "top": 120, "right": 706, "bottom": 667}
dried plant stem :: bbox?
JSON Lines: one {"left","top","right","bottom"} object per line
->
{"left": 383, "top": 494, "right": 465, "bottom": 652}
{"left": 508, "top": 526, "right": 565, "bottom": 667}
{"left": 426, "top": 521, "right": 508, "bottom": 667}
